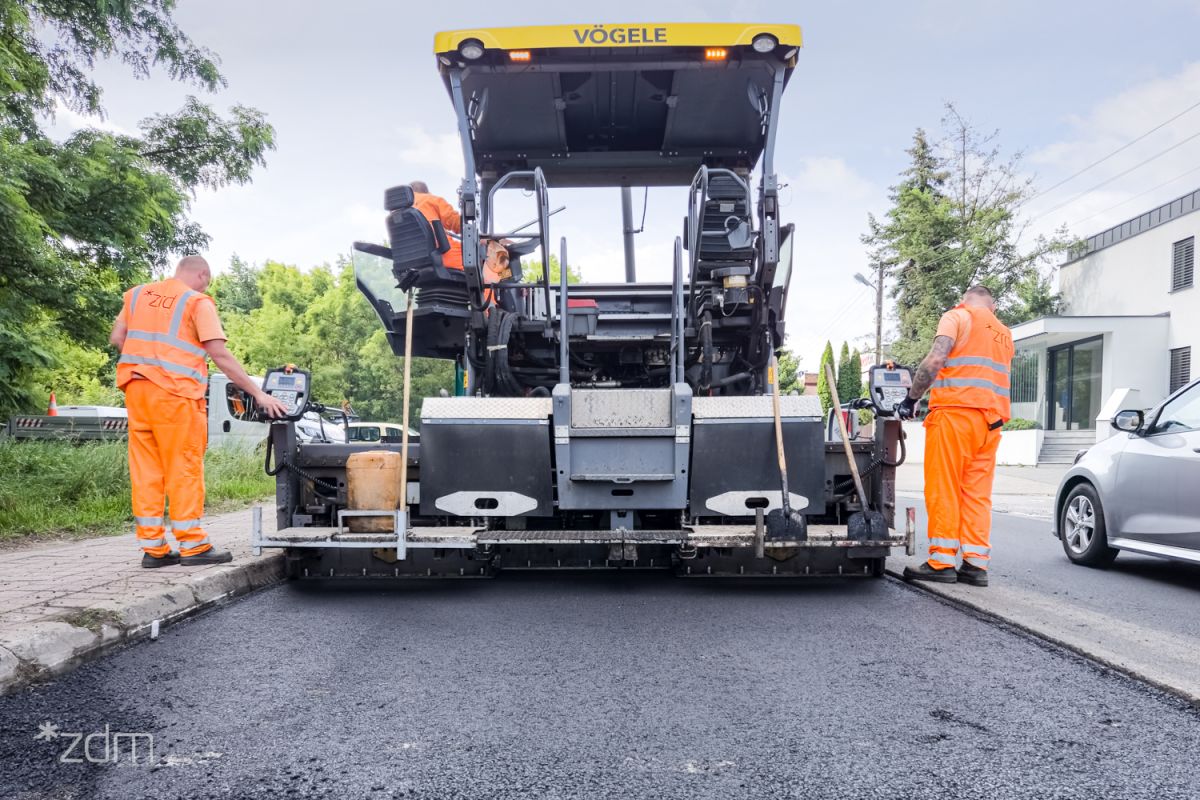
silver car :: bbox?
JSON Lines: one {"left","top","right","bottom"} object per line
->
{"left": 1055, "top": 377, "right": 1200, "bottom": 567}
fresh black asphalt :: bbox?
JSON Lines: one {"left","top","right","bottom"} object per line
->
{"left": 3, "top": 558, "right": 1200, "bottom": 798}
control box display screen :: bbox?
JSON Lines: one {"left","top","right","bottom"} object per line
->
{"left": 260, "top": 368, "right": 310, "bottom": 421}
{"left": 868, "top": 364, "right": 914, "bottom": 416}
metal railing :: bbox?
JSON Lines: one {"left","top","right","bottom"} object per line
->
{"left": 483, "top": 167, "right": 554, "bottom": 324}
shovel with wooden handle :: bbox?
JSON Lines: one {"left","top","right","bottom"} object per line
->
{"left": 824, "top": 362, "right": 887, "bottom": 540}
{"left": 765, "top": 355, "right": 807, "bottom": 540}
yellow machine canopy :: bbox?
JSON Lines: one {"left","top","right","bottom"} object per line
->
{"left": 434, "top": 23, "right": 802, "bottom": 187}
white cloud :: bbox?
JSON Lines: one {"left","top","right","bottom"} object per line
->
{"left": 787, "top": 157, "right": 878, "bottom": 202}
{"left": 46, "top": 99, "right": 132, "bottom": 136}
{"left": 774, "top": 157, "right": 889, "bottom": 367}
{"left": 1025, "top": 61, "right": 1200, "bottom": 238}
{"left": 392, "top": 125, "right": 464, "bottom": 186}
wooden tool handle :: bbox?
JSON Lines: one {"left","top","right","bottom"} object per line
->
{"left": 770, "top": 357, "right": 786, "bottom": 473}
{"left": 398, "top": 294, "right": 415, "bottom": 516}
{"left": 825, "top": 362, "right": 868, "bottom": 505}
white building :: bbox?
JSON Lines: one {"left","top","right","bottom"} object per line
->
{"left": 1011, "top": 188, "right": 1197, "bottom": 463}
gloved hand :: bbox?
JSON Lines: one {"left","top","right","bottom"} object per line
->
{"left": 895, "top": 395, "right": 917, "bottom": 420}
{"left": 397, "top": 268, "right": 421, "bottom": 293}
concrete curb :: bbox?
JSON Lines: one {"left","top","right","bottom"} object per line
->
{"left": 0, "top": 554, "right": 285, "bottom": 696}
{"left": 885, "top": 567, "right": 1200, "bottom": 707}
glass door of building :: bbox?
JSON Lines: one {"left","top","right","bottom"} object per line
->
{"left": 1048, "top": 337, "right": 1103, "bottom": 430}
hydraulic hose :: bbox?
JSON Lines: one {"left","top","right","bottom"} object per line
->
{"left": 831, "top": 425, "right": 907, "bottom": 496}
{"left": 699, "top": 310, "right": 713, "bottom": 391}
{"left": 263, "top": 430, "right": 339, "bottom": 498}
{"left": 485, "top": 308, "right": 524, "bottom": 396}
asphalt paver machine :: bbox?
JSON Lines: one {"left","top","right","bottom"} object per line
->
{"left": 251, "top": 23, "right": 915, "bottom": 578}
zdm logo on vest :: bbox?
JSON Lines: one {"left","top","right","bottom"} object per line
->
{"left": 573, "top": 26, "right": 668, "bottom": 45}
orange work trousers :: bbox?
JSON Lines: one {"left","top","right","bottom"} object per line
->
{"left": 125, "top": 379, "right": 212, "bottom": 557}
{"left": 923, "top": 407, "right": 1001, "bottom": 571}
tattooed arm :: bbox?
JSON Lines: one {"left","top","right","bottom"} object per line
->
{"left": 908, "top": 335, "right": 955, "bottom": 400}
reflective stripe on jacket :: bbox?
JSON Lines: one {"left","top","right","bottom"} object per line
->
{"left": 117, "top": 278, "right": 210, "bottom": 400}
{"left": 929, "top": 304, "right": 1015, "bottom": 422}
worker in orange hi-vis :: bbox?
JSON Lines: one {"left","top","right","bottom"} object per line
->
{"left": 894, "top": 285, "right": 1014, "bottom": 588}
{"left": 409, "top": 180, "right": 464, "bottom": 268}
{"left": 408, "top": 181, "right": 511, "bottom": 304}
{"left": 110, "top": 256, "right": 288, "bottom": 569}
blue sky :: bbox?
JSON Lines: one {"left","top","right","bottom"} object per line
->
{"left": 53, "top": 0, "right": 1200, "bottom": 367}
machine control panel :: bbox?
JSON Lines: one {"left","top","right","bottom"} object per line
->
{"left": 260, "top": 366, "right": 311, "bottom": 421}
{"left": 868, "top": 363, "right": 913, "bottom": 417}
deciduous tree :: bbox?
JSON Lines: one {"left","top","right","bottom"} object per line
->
{"left": 776, "top": 348, "right": 802, "bottom": 394}
{"left": 0, "top": 0, "right": 274, "bottom": 415}
{"left": 862, "top": 105, "right": 1072, "bottom": 366}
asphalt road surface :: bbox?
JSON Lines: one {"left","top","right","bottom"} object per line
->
{"left": 3, "top": 521, "right": 1200, "bottom": 799}
{"left": 897, "top": 493, "right": 1200, "bottom": 699}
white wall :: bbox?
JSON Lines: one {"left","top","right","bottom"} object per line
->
{"left": 1097, "top": 321, "right": 1171, "bottom": 411}
{"left": 1060, "top": 212, "right": 1197, "bottom": 407}
{"left": 898, "top": 423, "right": 1040, "bottom": 466}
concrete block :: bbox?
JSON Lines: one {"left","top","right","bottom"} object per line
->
{"left": 236, "top": 555, "right": 286, "bottom": 590}
{"left": 187, "top": 568, "right": 251, "bottom": 605}
{"left": 0, "top": 621, "right": 97, "bottom": 673}
{"left": 0, "top": 645, "right": 20, "bottom": 687}
{"left": 90, "top": 586, "right": 198, "bottom": 631}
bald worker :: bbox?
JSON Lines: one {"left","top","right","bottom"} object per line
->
{"left": 896, "top": 285, "right": 1014, "bottom": 586}
{"left": 110, "top": 256, "right": 288, "bottom": 568}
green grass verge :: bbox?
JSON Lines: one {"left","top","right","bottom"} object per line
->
{"left": 0, "top": 440, "right": 274, "bottom": 542}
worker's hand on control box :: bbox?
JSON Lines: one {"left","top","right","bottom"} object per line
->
{"left": 253, "top": 390, "right": 290, "bottom": 419}
{"left": 895, "top": 395, "right": 917, "bottom": 420}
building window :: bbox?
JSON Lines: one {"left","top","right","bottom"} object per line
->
{"left": 1170, "top": 347, "right": 1192, "bottom": 394}
{"left": 1010, "top": 351, "right": 1038, "bottom": 404}
{"left": 1173, "top": 237, "right": 1194, "bottom": 291}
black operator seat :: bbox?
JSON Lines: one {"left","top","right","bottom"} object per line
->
{"left": 695, "top": 174, "right": 755, "bottom": 281}
{"left": 383, "top": 185, "right": 468, "bottom": 309}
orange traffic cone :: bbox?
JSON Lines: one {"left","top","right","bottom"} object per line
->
{"left": 47, "top": 392, "right": 58, "bottom": 416}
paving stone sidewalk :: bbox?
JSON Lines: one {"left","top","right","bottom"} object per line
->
{"left": 0, "top": 506, "right": 282, "bottom": 694}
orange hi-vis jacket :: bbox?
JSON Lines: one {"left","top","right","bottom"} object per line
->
{"left": 116, "top": 279, "right": 214, "bottom": 400}
{"left": 929, "top": 304, "right": 1015, "bottom": 423}
{"left": 412, "top": 192, "right": 464, "bottom": 269}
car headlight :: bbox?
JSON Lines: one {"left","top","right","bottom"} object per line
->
{"left": 1073, "top": 448, "right": 1088, "bottom": 465}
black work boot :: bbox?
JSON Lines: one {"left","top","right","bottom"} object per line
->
{"left": 902, "top": 562, "right": 958, "bottom": 583}
{"left": 957, "top": 562, "right": 989, "bottom": 587}
{"left": 142, "top": 551, "right": 180, "bottom": 569}
{"left": 179, "top": 548, "right": 233, "bottom": 566}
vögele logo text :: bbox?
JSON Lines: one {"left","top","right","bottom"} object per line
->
{"left": 572, "top": 25, "right": 668, "bottom": 45}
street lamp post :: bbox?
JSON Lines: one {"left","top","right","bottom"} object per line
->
{"left": 854, "top": 267, "right": 884, "bottom": 365}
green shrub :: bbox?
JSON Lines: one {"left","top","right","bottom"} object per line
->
{"left": 1001, "top": 418, "right": 1040, "bottom": 431}
{"left": 0, "top": 440, "right": 273, "bottom": 541}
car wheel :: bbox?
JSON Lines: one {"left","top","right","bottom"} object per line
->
{"left": 1060, "top": 483, "right": 1118, "bottom": 568}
